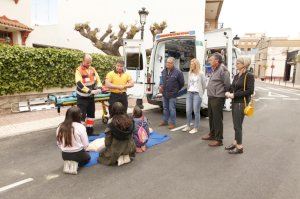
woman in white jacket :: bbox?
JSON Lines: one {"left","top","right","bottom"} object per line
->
{"left": 182, "top": 58, "right": 206, "bottom": 134}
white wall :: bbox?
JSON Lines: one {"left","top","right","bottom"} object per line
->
{"left": 295, "top": 53, "right": 300, "bottom": 84}
{"left": 265, "top": 47, "right": 300, "bottom": 78}
{"left": 1, "top": 0, "right": 206, "bottom": 53}
{"left": 12, "top": 31, "right": 22, "bottom": 44}
{"left": 266, "top": 47, "right": 287, "bottom": 77}
{"left": 0, "top": 0, "right": 31, "bottom": 24}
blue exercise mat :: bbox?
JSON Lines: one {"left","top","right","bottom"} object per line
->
{"left": 88, "top": 133, "right": 105, "bottom": 142}
{"left": 84, "top": 131, "right": 170, "bottom": 167}
{"left": 146, "top": 131, "right": 171, "bottom": 148}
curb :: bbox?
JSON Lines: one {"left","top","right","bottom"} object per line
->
{"left": 0, "top": 103, "right": 159, "bottom": 140}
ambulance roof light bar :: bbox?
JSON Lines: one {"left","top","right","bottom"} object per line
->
{"left": 155, "top": 31, "right": 196, "bottom": 40}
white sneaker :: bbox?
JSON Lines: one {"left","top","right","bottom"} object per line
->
{"left": 117, "top": 156, "right": 125, "bottom": 166}
{"left": 118, "top": 155, "right": 131, "bottom": 166}
{"left": 63, "top": 161, "right": 78, "bottom": 175}
{"left": 123, "top": 155, "right": 131, "bottom": 164}
{"left": 182, "top": 126, "right": 191, "bottom": 132}
{"left": 189, "top": 128, "right": 198, "bottom": 134}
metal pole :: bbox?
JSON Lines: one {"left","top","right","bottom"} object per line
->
{"left": 136, "top": 15, "right": 146, "bottom": 109}
{"left": 141, "top": 25, "right": 144, "bottom": 40}
{"left": 293, "top": 65, "right": 296, "bottom": 87}
{"left": 271, "top": 68, "right": 273, "bottom": 82}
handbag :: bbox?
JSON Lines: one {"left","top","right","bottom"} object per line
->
{"left": 243, "top": 73, "right": 254, "bottom": 117}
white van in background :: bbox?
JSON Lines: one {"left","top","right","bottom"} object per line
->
{"left": 124, "top": 28, "right": 240, "bottom": 117}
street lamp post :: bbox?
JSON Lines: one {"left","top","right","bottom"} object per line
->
{"left": 232, "top": 35, "right": 240, "bottom": 75}
{"left": 271, "top": 57, "right": 275, "bottom": 82}
{"left": 233, "top": 35, "right": 240, "bottom": 47}
{"left": 136, "top": 7, "right": 149, "bottom": 109}
{"left": 138, "top": 7, "right": 149, "bottom": 40}
{"left": 292, "top": 63, "right": 296, "bottom": 87}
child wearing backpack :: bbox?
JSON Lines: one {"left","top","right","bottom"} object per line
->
{"left": 132, "top": 106, "right": 150, "bottom": 153}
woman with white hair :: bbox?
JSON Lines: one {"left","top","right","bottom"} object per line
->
{"left": 225, "top": 56, "right": 255, "bottom": 154}
{"left": 182, "top": 58, "right": 206, "bottom": 134}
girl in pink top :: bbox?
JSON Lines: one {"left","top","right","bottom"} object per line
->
{"left": 56, "top": 106, "right": 90, "bottom": 166}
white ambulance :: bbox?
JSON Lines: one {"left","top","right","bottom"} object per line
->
{"left": 123, "top": 28, "right": 240, "bottom": 117}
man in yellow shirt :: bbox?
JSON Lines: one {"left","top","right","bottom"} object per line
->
{"left": 75, "top": 54, "right": 102, "bottom": 136}
{"left": 105, "top": 60, "right": 134, "bottom": 114}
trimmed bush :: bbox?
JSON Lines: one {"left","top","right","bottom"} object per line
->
{"left": 0, "top": 44, "right": 118, "bottom": 95}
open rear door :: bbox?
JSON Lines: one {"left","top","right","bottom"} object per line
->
{"left": 123, "top": 39, "right": 147, "bottom": 99}
{"left": 203, "top": 28, "right": 234, "bottom": 111}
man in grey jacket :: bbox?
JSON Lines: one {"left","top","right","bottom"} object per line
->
{"left": 202, "top": 53, "right": 230, "bottom": 147}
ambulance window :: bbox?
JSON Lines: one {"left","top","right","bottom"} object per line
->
{"left": 126, "top": 53, "right": 143, "bottom": 70}
{"left": 164, "top": 39, "right": 195, "bottom": 72}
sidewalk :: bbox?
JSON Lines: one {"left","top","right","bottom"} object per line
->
{"left": 0, "top": 98, "right": 159, "bottom": 139}
{"left": 257, "top": 78, "right": 300, "bottom": 90}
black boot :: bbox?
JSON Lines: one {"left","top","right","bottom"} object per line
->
{"left": 136, "top": 99, "right": 144, "bottom": 109}
{"left": 87, "top": 127, "right": 98, "bottom": 136}
{"left": 228, "top": 147, "right": 243, "bottom": 154}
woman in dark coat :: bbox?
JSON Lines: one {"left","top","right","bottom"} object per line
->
{"left": 225, "top": 56, "right": 255, "bottom": 154}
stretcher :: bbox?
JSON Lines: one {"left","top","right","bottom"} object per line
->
{"left": 48, "top": 91, "right": 110, "bottom": 124}
{"left": 11, "top": 97, "right": 55, "bottom": 113}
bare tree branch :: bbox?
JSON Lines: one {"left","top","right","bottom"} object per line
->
{"left": 117, "top": 23, "right": 127, "bottom": 38}
{"left": 100, "top": 24, "right": 112, "bottom": 41}
{"left": 108, "top": 33, "right": 118, "bottom": 45}
{"left": 150, "top": 21, "right": 167, "bottom": 41}
{"left": 112, "top": 23, "right": 128, "bottom": 49}
{"left": 126, "top": 25, "right": 140, "bottom": 39}
{"left": 74, "top": 21, "right": 167, "bottom": 56}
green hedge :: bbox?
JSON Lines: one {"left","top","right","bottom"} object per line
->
{"left": 0, "top": 44, "right": 119, "bottom": 96}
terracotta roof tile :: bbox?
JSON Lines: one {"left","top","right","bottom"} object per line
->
{"left": 0, "top": 15, "right": 33, "bottom": 31}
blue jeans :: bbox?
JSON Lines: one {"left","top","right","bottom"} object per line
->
{"left": 186, "top": 92, "right": 202, "bottom": 129}
{"left": 162, "top": 97, "right": 177, "bottom": 125}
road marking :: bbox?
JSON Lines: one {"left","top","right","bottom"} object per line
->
{"left": 258, "top": 97, "right": 275, "bottom": 100}
{"left": 0, "top": 178, "right": 33, "bottom": 193}
{"left": 268, "top": 92, "right": 288, "bottom": 98}
{"left": 45, "top": 174, "right": 59, "bottom": 180}
{"left": 170, "top": 123, "right": 193, "bottom": 132}
{"left": 282, "top": 88, "right": 300, "bottom": 92}
{"left": 268, "top": 87, "right": 300, "bottom": 95}
{"left": 170, "top": 124, "right": 187, "bottom": 132}
{"left": 282, "top": 98, "right": 300, "bottom": 101}
{"left": 256, "top": 86, "right": 268, "bottom": 91}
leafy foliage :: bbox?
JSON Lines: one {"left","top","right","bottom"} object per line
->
{"left": 0, "top": 44, "right": 118, "bottom": 95}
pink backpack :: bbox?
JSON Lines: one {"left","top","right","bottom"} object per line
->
{"left": 136, "top": 125, "right": 149, "bottom": 147}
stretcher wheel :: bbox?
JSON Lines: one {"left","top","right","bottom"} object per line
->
{"left": 102, "top": 116, "right": 109, "bottom": 124}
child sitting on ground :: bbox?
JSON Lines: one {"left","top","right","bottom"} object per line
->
{"left": 132, "top": 106, "right": 150, "bottom": 153}
{"left": 56, "top": 106, "right": 91, "bottom": 174}
{"left": 98, "top": 102, "right": 136, "bottom": 166}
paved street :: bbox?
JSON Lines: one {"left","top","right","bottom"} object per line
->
{"left": 1, "top": 81, "right": 300, "bottom": 199}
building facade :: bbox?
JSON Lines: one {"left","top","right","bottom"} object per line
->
{"left": 254, "top": 36, "right": 300, "bottom": 81}
{"left": 0, "top": 0, "right": 102, "bottom": 52}
{"left": 1, "top": 0, "right": 222, "bottom": 53}
{"left": 204, "top": 0, "right": 224, "bottom": 32}
{"left": 237, "top": 33, "right": 264, "bottom": 72}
